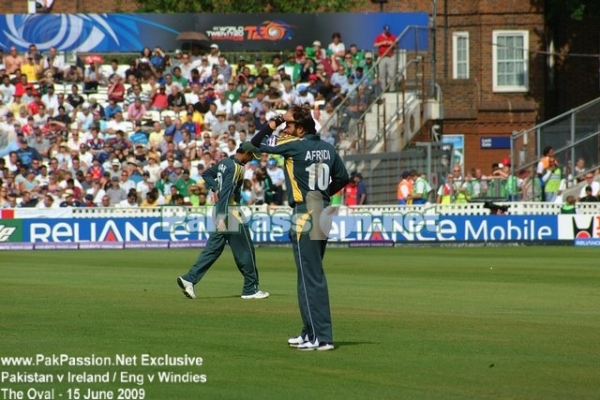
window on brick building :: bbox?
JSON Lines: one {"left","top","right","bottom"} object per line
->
{"left": 493, "top": 30, "right": 529, "bottom": 92}
{"left": 453, "top": 32, "right": 469, "bottom": 79}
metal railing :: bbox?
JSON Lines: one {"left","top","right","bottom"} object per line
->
{"left": 510, "top": 96, "right": 600, "bottom": 200}
{"left": 318, "top": 25, "right": 429, "bottom": 155}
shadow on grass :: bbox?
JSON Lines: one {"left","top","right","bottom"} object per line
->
{"left": 335, "top": 341, "right": 378, "bottom": 348}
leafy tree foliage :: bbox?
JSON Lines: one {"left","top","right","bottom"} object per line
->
{"left": 134, "top": 0, "right": 365, "bottom": 13}
{"left": 544, "top": 0, "right": 600, "bottom": 24}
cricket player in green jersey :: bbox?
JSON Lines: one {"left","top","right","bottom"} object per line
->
{"left": 251, "top": 105, "right": 350, "bottom": 351}
{"left": 177, "top": 142, "right": 270, "bottom": 300}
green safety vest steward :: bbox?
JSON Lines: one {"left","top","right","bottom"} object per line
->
{"left": 545, "top": 168, "right": 562, "bottom": 193}
{"left": 454, "top": 182, "right": 469, "bottom": 204}
{"left": 413, "top": 177, "right": 430, "bottom": 197}
{"left": 506, "top": 176, "right": 519, "bottom": 196}
{"left": 465, "top": 180, "right": 479, "bottom": 199}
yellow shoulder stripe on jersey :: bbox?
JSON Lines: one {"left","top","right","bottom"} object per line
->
{"left": 233, "top": 163, "right": 244, "bottom": 183}
{"left": 276, "top": 135, "right": 299, "bottom": 145}
{"left": 285, "top": 158, "right": 303, "bottom": 203}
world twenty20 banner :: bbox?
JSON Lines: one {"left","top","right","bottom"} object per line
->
{"left": 15, "top": 214, "right": 560, "bottom": 244}
{"left": 0, "top": 12, "right": 429, "bottom": 53}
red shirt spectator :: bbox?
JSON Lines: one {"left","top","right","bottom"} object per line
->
{"left": 374, "top": 25, "right": 397, "bottom": 58}
{"left": 107, "top": 75, "right": 125, "bottom": 102}
{"left": 344, "top": 183, "right": 358, "bottom": 206}
{"left": 151, "top": 86, "right": 169, "bottom": 110}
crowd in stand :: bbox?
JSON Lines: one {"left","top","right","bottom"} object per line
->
{"left": 395, "top": 153, "right": 600, "bottom": 206}
{"left": 1, "top": 39, "right": 598, "bottom": 209}
{"left": 0, "top": 35, "right": 382, "bottom": 209}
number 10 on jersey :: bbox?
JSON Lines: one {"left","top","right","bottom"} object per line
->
{"left": 305, "top": 163, "right": 330, "bottom": 190}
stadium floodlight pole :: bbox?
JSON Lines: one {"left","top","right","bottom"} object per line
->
{"left": 431, "top": 0, "right": 437, "bottom": 98}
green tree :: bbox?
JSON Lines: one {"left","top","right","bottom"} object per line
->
{"left": 134, "top": 0, "right": 365, "bottom": 13}
{"left": 543, "top": 0, "right": 600, "bottom": 24}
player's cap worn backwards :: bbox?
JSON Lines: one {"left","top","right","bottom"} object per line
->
{"left": 239, "top": 142, "right": 261, "bottom": 159}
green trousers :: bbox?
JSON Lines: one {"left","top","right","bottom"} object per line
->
{"left": 290, "top": 202, "right": 333, "bottom": 344}
{"left": 182, "top": 224, "right": 259, "bottom": 296}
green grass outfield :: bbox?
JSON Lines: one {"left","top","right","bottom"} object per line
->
{"left": 1, "top": 247, "right": 599, "bottom": 399}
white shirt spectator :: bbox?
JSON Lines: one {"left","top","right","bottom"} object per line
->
{"left": 137, "top": 180, "right": 150, "bottom": 198}
{"left": 40, "top": 55, "right": 65, "bottom": 73}
{"left": 244, "top": 165, "right": 257, "bottom": 181}
{"left": 118, "top": 198, "right": 139, "bottom": 208}
{"left": 86, "top": 187, "right": 106, "bottom": 205}
{"left": 75, "top": 110, "right": 94, "bottom": 131}
{"left": 41, "top": 92, "right": 60, "bottom": 116}
{"left": 36, "top": 198, "right": 58, "bottom": 209}
{"left": 67, "top": 136, "right": 88, "bottom": 153}
{"left": 281, "top": 90, "right": 297, "bottom": 107}
{"left": 107, "top": 119, "right": 132, "bottom": 136}
{"left": 328, "top": 42, "right": 345, "bottom": 56}
{"left": 203, "top": 110, "right": 218, "bottom": 130}
{"left": 0, "top": 83, "right": 15, "bottom": 105}
{"left": 296, "top": 92, "right": 315, "bottom": 107}
{"left": 143, "top": 164, "right": 161, "bottom": 182}
{"left": 266, "top": 165, "right": 285, "bottom": 186}
{"left": 78, "top": 150, "right": 94, "bottom": 168}
{"left": 119, "top": 179, "right": 137, "bottom": 193}
{"left": 0, "top": 119, "right": 16, "bottom": 141}
{"left": 214, "top": 99, "right": 233, "bottom": 116}
{"left": 59, "top": 179, "right": 83, "bottom": 190}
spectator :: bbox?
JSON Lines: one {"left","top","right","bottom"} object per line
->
{"left": 167, "top": 85, "right": 186, "bottom": 112}
{"left": 83, "top": 62, "right": 104, "bottom": 93}
{"left": 437, "top": 173, "right": 455, "bottom": 204}
{"left": 106, "top": 176, "right": 127, "bottom": 205}
{"left": 150, "top": 84, "right": 168, "bottom": 111}
{"left": 82, "top": 193, "right": 96, "bottom": 207}
{"left": 107, "top": 74, "right": 125, "bottom": 103}
{"left": 560, "top": 195, "right": 577, "bottom": 214}
{"left": 63, "top": 64, "right": 84, "bottom": 83}
{"left": 373, "top": 25, "right": 397, "bottom": 89}
{"left": 396, "top": 170, "right": 413, "bottom": 205}
{"left": 328, "top": 32, "right": 345, "bottom": 59}
{"left": 574, "top": 157, "right": 586, "bottom": 182}
{"left": 410, "top": 169, "right": 433, "bottom": 205}
{"left": 5, "top": 46, "right": 24, "bottom": 75}
{"left": 118, "top": 190, "right": 139, "bottom": 208}
{"left": 36, "top": 193, "right": 56, "bottom": 209}
{"left": 137, "top": 47, "right": 155, "bottom": 81}
{"left": 580, "top": 185, "right": 600, "bottom": 202}
{"left": 59, "top": 188, "right": 82, "bottom": 207}
{"left": 117, "top": 169, "right": 136, "bottom": 193}
{"left": 343, "top": 176, "right": 358, "bottom": 206}
{"left": 175, "top": 168, "right": 196, "bottom": 197}
{"left": 16, "top": 137, "right": 42, "bottom": 166}
{"left": 140, "top": 188, "right": 159, "bottom": 207}
{"left": 541, "top": 156, "right": 561, "bottom": 202}
{"left": 265, "top": 158, "right": 285, "bottom": 205}
{"left": 579, "top": 172, "right": 599, "bottom": 199}
{"left": 99, "top": 194, "right": 112, "bottom": 208}
{"left": 21, "top": 56, "right": 41, "bottom": 83}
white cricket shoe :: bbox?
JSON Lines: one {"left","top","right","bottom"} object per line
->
{"left": 288, "top": 334, "right": 308, "bottom": 347}
{"left": 297, "top": 339, "right": 335, "bottom": 351}
{"left": 241, "top": 290, "right": 270, "bottom": 299}
{"left": 177, "top": 277, "right": 196, "bottom": 299}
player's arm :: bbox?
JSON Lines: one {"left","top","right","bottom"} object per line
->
{"left": 250, "top": 121, "right": 275, "bottom": 148}
{"left": 213, "top": 159, "right": 236, "bottom": 217}
{"left": 201, "top": 163, "right": 219, "bottom": 192}
{"left": 328, "top": 153, "right": 350, "bottom": 196}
